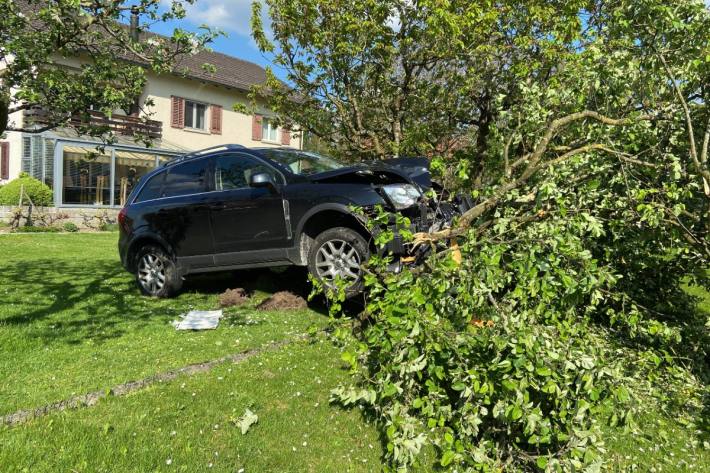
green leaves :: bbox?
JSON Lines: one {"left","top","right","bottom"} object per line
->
{"left": 1, "top": 1, "right": 218, "bottom": 139}
{"left": 289, "top": 1, "right": 710, "bottom": 471}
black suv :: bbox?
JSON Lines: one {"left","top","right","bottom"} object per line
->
{"left": 118, "top": 144, "right": 449, "bottom": 297}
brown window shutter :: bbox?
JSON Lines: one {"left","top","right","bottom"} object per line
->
{"left": 210, "top": 105, "right": 223, "bottom": 134}
{"left": 252, "top": 114, "right": 263, "bottom": 141}
{"left": 171, "top": 96, "right": 184, "bottom": 129}
{"left": 281, "top": 127, "right": 291, "bottom": 146}
{"left": 0, "top": 142, "right": 9, "bottom": 180}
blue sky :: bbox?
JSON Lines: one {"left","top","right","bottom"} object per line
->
{"left": 147, "top": 0, "right": 285, "bottom": 78}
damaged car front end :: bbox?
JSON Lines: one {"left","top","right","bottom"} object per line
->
{"left": 297, "top": 154, "right": 472, "bottom": 265}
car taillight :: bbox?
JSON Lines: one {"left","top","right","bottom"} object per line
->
{"left": 118, "top": 207, "right": 130, "bottom": 233}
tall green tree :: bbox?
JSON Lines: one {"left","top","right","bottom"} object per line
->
{"left": 255, "top": 0, "right": 710, "bottom": 254}
{"left": 256, "top": 1, "right": 710, "bottom": 470}
{"left": 0, "top": 0, "right": 217, "bottom": 141}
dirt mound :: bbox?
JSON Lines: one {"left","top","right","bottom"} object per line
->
{"left": 219, "top": 288, "right": 249, "bottom": 307}
{"left": 257, "top": 291, "right": 308, "bottom": 311}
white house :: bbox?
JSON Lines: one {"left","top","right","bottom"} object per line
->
{"left": 0, "top": 42, "right": 301, "bottom": 209}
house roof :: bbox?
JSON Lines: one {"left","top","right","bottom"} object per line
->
{"left": 164, "top": 45, "right": 268, "bottom": 93}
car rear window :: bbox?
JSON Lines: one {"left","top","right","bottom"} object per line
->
{"left": 134, "top": 171, "right": 165, "bottom": 203}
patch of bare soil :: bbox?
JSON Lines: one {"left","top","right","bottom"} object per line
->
{"left": 219, "top": 288, "right": 249, "bottom": 307}
{"left": 257, "top": 291, "right": 308, "bottom": 311}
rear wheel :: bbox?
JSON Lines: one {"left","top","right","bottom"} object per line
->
{"left": 307, "top": 227, "right": 369, "bottom": 297}
{"left": 135, "top": 244, "right": 182, "bottom": 298}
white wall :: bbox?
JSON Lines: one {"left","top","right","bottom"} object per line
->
{"left": 143, "top": 72, "right": 302, "bottom": 151}
{"left": 2, "top": 131, "right": 24, "bottom": 183}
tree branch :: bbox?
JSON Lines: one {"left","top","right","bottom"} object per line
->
{"left": 412, "top": 110, "right": 653, "bottom": 245}
{"left": 658, "top": 54, "right": 710, "bottom": 192}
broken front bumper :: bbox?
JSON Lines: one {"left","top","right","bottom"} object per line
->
{"left": 375, "top": 193, "right": 473, "bottom": 261}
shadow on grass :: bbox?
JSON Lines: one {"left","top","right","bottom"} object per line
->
{"left": 596, "top": 278, "right": 710, "bottom": 441}
{"left": 0, "top": 259, "right": 338, "bottom": 345}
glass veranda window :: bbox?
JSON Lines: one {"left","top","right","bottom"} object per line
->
{"left": 114, "top": 151, "right": 158, "bottom": 206}
{"left": 62, "top": 146, "right": 111, "bottom": 205}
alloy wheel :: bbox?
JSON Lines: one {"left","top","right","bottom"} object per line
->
{"left": 314, "top": 239, "right": 362, "bottom": 286}
{"left": 137, "top": 253, "right": 166, "bottom": 295}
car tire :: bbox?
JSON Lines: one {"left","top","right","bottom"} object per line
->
{"left": 134, "top": 244, "right": 182, "bottom": 298}
{"left": 308, "top": 227, "right": 370, "bottom": 297}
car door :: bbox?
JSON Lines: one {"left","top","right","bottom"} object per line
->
{"left": 148, "top": 157, "right": 214, "bottom": 266}
{"left": 208, "top": 152, "right": 289, "bottom": 264}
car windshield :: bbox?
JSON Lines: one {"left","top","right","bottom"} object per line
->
{"left": 261, "top": 150, "right": 345, "bottom": 175}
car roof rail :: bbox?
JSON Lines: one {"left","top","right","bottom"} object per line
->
{"left": 166, "top": 144, "right": 248, "bottom": 166}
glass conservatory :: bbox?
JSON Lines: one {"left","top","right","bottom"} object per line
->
{"left": 21, "top": 133, "right": 183, "bottom": 208}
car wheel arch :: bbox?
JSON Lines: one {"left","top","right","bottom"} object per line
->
{"left": 294, "top": 205, "right": 373, "bottom": 265}
{"left": 127, "top": 234, "right": 174, "bottom": 271}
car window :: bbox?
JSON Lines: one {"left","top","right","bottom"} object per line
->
{"left": 259, "top": 150, "right": 344, "bottom": 175}
{"left": 214, "top": 153, "right": 280, "bottom": 191}
{"left": 134, "top": 171, "right": 165, "bottom": 203}
{"left": 162, "top": 159, "right": 209, "bottom": 198}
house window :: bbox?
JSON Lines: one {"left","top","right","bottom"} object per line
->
{"left": 261, "top": 118, "right": 279, "bottom": 142}
{"left": 21, "top": 135, "right": 54, "bottom": 187}
{"left": 184, "top": 100, "right": 206, "bottom": 130}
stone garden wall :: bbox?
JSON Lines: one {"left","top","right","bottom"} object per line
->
{"left": 0, "top": 206, "right": 119, "bottom": 229}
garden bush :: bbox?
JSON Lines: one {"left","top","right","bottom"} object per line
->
{"left": 0, "top": 173, "right": 53, "bottom": 207}
{"left": 63, "top": 222, "right": 79, "bottom": 233}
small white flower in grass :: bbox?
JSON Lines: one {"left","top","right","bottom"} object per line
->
{"left": 208, "top": 462, "right": 213, "bottom": 468}
{"left": 302, "top": 442, "right": 307, "bottom": 447}
{"left": 238, "top": 469, "right": 245, "bottom": 473}
{"left": 166, "top": 459, "right": 172, "bottom": 465}
{"left": 170, "top": 430, "right": 176, "bottom": 436}
{"left": 292, "top": 447, "right": 297, "bottom": 452}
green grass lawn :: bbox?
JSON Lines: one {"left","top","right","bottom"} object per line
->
{"left": 0, "top": 233, "right": 707, "bottom": 472}
{"left": 0, "top": 233, "right": 327, "bottom": 415}
{"left": 0, "top": 339, "right": 383, "bottom": 472}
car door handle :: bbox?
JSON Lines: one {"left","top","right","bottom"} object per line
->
{"left": 210, "top": 203, "right": 228, "bottom": 210}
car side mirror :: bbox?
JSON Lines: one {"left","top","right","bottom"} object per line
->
{"left": 249, "top": 172, "right": 278, "bottom": 192}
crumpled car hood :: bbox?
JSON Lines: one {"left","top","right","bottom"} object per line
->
{"left": 308, "top": 157, "right": 431, "bottom": 189}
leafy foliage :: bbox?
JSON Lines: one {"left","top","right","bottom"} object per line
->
{"left": 0, "top": 173, "right": 52, "bottom": 206}
{"left": 263, "top": 0, "right": 710, "bottom": 471}
{"left": 62, "top": 222, "right": 79, "bottom": 233}
{"left": 0, "top": 1, "right": 218, "bottom": 142}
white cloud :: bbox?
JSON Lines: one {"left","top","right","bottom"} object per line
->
{"left": 176, "top": 0, "right": 265, "bottom": 37}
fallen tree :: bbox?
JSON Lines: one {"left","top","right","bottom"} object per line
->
{"left": 255, "top": 0, "right": 710, "bottom": 470}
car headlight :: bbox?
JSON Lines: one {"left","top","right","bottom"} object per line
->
{"left": 381, "top": 184, "right": 421, "bottom": 210}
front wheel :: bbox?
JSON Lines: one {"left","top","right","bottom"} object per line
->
{"left": 134, "top": 244, "right": 182, "bottom": 298}
{"left": 307, "top": 227, "right": 370, "bottom": 297}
